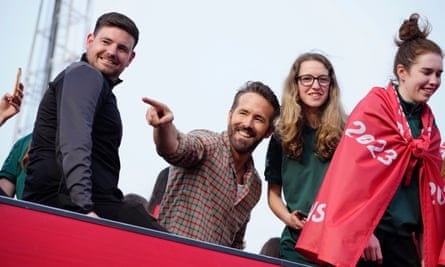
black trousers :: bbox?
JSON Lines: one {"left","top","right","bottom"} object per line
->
{"left": 356, "top": 228, "right": 420, "bottom": 267}
{"left": 94, "top": 200, "right": 168, "bottom": 233}
{"left": 32, "top": 192, "right": 168, "bottom": 233}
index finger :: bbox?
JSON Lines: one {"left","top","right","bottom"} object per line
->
{"left": 142, "top": 97, "right": 164, "bottom": 109}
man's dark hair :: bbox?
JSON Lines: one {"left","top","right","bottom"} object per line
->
{"left": 94, "top": 12, "right": 139, "bottom": 48}
{"left": 231, "top": 81, "right": 280, "bottom": 125}
{"left": 124, "top": 193, "right": 148, "bottom": 210}
{"left": 147, "top": 167, "right": 169, "bottom": 214}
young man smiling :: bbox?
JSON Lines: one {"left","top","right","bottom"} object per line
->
{"left": 23, "top": 12, "right": 166, "bottom": 232}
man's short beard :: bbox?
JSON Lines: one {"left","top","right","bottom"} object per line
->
{"left": 227, "top": 124, "right": 262, "bottom": 154}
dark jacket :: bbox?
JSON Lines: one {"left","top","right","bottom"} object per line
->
{"left": 24, "top": 54, "right": 123, "bottom": 213}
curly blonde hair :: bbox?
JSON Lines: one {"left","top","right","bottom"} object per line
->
{"left": 277, "top": 52, "right": 347, "bottom": 160}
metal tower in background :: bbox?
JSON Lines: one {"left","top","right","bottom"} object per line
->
{"left": 13, "top": 0, "right": 92, "bottom": 141}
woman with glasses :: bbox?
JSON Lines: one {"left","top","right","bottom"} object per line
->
{"left": 296, "top": 13, "right": 444, "bottom": 267}
{"left": 264, "top": 52, "right": 347, "bottom": 265}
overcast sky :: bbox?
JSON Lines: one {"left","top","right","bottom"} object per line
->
{"left": 1, "top": 0, "right": 444, "bottom": 254}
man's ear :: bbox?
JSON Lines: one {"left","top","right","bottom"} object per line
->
{"left": 85, "top": 33, "right": 94, "bottom": 49}
{"left": 227, "top": 110, "right": 232, "bottom": 125}
{"left": 126, "top": 51, "right": 136, "bottom": 67}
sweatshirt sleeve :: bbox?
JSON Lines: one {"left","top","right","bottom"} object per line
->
{"left": 57, "top": 63, "right": 104, "bottom": 213}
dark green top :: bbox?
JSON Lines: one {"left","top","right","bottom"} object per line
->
{"left": 0, "top": 133, "right": 32, "bottom": 199}
{"left": 377, "top": 85, "right": 423, "bottom": 236}
{"left": 265, "top": 127, "right": 329, "bottom": 265}
{"left": 265, "top": 127, "right": 329, "bottom": 214}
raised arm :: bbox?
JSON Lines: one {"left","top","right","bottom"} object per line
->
{"left": 0, "top": 83, "right": 24, "bottom": 126}
{"left": 142, "top": 97, "right": 179, "bottom": 155}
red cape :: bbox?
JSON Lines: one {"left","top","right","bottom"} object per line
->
{"left": 296, "top": 83, "right": 445, "bottom": 267}
{"left": 441, "top": 142, "right": 445, "bottom": 159}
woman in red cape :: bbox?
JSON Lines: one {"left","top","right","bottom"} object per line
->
{"left": 296, "top": 13, "right": 444, "bottom": 267}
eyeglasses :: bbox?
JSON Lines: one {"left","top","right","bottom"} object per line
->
{"left": 296, "top": 74, "right": 331, "bottom": 87}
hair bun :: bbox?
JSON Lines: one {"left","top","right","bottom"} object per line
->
{"left": 395, "top": 13, "right": 430, "bottom": 46}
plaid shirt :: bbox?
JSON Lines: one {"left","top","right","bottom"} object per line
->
{"left": 158, "top": 130, "right": 261, "bottom": 248}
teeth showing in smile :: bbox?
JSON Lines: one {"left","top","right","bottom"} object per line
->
{"left": 236, "top": 128, "right": 254, "bottom": 139}
{"left": 309, "top": 92, "right": 322, "bottom": 99}
{"left": 422, "top": 88, "right": 435, "bottom": 97}
{"left": 100, "top": 56, "right": 116, "bottom": 65}
{"left": 239, "top": 131, "right": 251, "bottom": 138}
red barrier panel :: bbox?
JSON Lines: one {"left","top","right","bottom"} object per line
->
{"left": 0, "top": 197, "right": 299, "bottom": 267}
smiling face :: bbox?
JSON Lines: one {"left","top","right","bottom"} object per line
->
{"left": 397, "top": 52, "right": 443, "bottom": 104}
{"left": 85, "top": 26, "right": 136, "bottom": 82}
{"left": 297, "top": 60, "right": 330, "bottom": 112}
{"left": 227, "top": 92, "right": 274, "bottom": 155}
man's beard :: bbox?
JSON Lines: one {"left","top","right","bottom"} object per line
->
{"left": 227, "top": 124, "right": 263, "bottom": 154}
